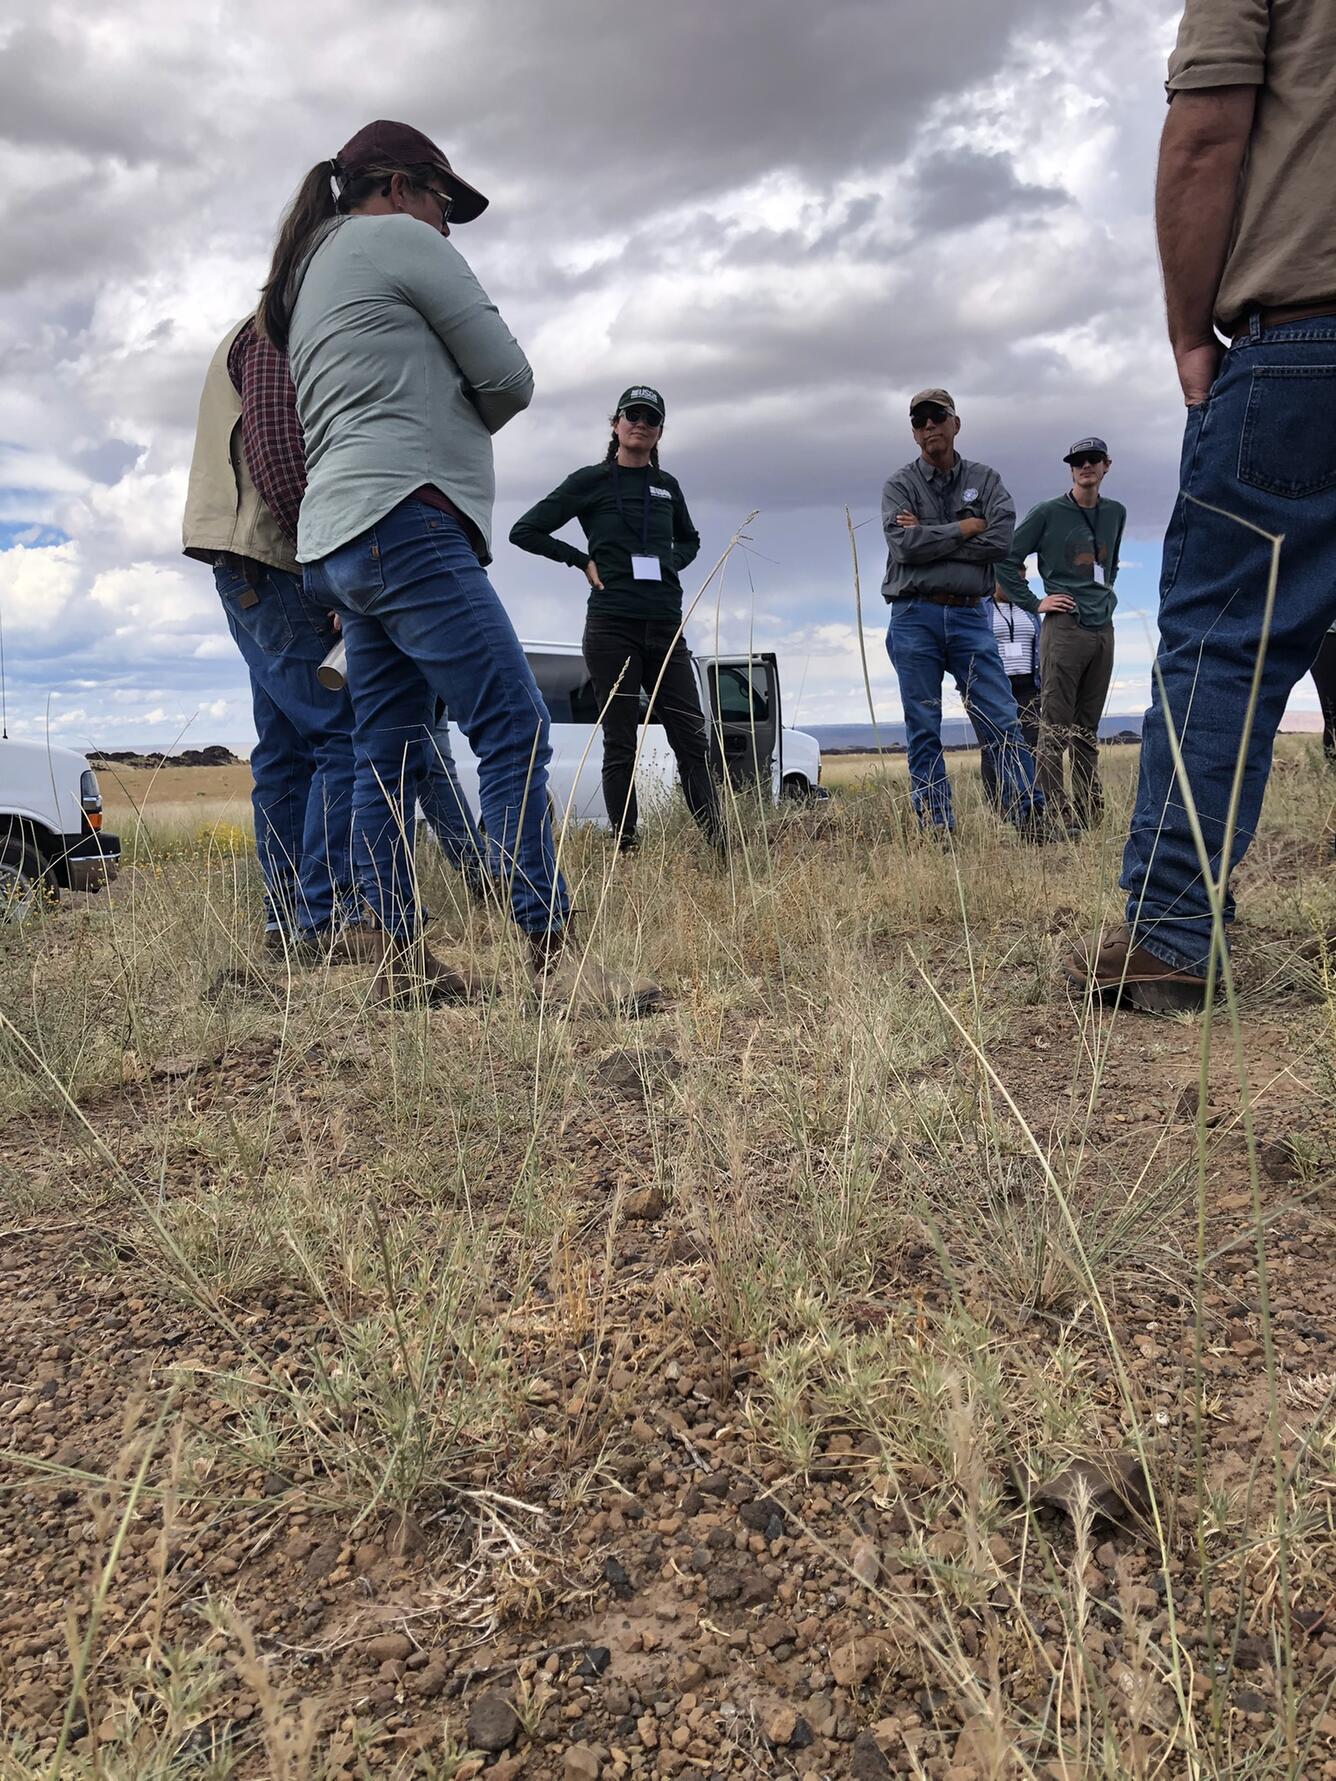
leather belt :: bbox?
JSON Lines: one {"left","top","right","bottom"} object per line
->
{"left": 907, "top": 592, "right": 981, "bottom": 609}
{"left": 1233, "top": 302, "right": 1336, "bottom": 344}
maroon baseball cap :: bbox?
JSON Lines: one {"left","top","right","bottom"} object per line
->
{"left": 334, "top": 119, "right": 489, "bottom": 223}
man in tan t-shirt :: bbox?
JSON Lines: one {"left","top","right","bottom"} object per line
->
{"left": 1069, "top": 0, "right": 1336, "bottom": 1014}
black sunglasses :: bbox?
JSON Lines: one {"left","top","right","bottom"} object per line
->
{"left": 621, "top": 406, "right": 662, "bottom": 427}
{"left": 910, "top": 405, "right": 950, "bottom": 428}
{"left": 1069, "top": 452, "right": 1106, "bottom": 468}
{"left": 422, "top": 185, "right": 455, "bottom": 225}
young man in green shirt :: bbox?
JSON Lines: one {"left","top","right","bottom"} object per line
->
{"left": 997, "top": 437, "right": 1126, "bottom": 832}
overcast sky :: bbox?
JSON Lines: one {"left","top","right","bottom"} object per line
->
{"left": 1, "top": 0, "right": 1315, "bottom": 752}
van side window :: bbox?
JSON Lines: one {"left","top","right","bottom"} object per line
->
{"left": 712, "top": 665, "right": 770, "bottom": 722}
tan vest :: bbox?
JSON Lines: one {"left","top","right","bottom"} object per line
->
{"left": 182, "top": 318, "right": 300, "bottom": 576}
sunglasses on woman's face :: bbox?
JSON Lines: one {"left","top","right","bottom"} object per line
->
{"left": 1070, "top": 453, "right": 1106, "bottom": 469}
{"left": 621, "top": 407, "right": 662, "bottom": 427}
{"left": 422, "top": 185, "right": 455, "bottom": 226}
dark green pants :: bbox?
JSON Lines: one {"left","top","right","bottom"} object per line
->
{"left": 1037, "top": 616, "right": 1114, "bottom": 825}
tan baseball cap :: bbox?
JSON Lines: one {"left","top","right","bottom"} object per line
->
{"left": 909, "top": 387, "right": 957, "bottom": 418}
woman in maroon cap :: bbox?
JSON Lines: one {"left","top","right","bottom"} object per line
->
{"left": 254, "top": 125, "right": 659, "bottom": 1011}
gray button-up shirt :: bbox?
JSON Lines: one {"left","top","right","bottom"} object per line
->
{"left": 880, "top": 454, "right": 1015, "bottom": 602}
{"left": 289, "top": 214, "right": 534, "bottom": 565}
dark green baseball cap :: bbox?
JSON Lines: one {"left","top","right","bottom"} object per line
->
{"left": 617, "top": 385, "right": 665, "bottom": 421}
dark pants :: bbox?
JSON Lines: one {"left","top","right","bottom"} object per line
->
{"left": 980, "top": 672, "right": 1039, "bottom": 809}
{"left": 1037, "top": 615, "right": 1114, "bottom": 826}
{"left": 1121, "top": 313, "right": 1336, "bottom": 973}
{"left": 213, "top": 558, "right": 357, "bottom": 937}
{"left": 581, "top": 614, "right": 721, "bottom": 846}
{"left": 1312, "top": 631, "right": 1336, "bottom": 762}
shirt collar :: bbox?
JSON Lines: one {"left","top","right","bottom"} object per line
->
{"left": 918, "top": 454, "right": 960, "bottom": 483}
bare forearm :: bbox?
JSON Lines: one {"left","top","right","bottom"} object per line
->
{"left": 1156, "top": 89, "right": 1255, "bottom": 354}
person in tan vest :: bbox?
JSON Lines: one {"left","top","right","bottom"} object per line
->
{"left": 183, "top": 317, "right": 367, "bottom": 959}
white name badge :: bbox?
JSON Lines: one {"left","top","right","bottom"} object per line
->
{"left": 1091, "top": 563, "right": 1105, "bottom": 586}
{"left": 632, "top": 555, "right": 662, "bottom": 581}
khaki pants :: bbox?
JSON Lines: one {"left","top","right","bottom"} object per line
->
{"left": 1037, "top": 616, "right": 1114, "bottom": 825}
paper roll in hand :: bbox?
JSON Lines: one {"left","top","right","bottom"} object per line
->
{"left": 317, "top": 640, "right": 347, "bottom": 692}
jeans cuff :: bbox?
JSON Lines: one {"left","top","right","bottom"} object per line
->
{"left": 1130, "top": 928, "right": 1208, "bottom": 978}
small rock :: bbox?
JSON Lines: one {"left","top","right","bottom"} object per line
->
{"left": 604, "top": 1556, "right": 633, "bottom": 1598}
{"left": 366, "top": 1633, "right": 413, "bottom": 1664}
{"left": 467, "top": 1691, "right": 520, "bottom": 1754}
{"left": 564, "top": 1745, "right": 601, "bottom": 1781}
{"left": 577, "top": 1646, "right": 612, "bottom": 1678}
{"left": 738, "top": 1569, "right": 776, "bottom": 1607}
{"left": 850, "top": 1538, "right": 880, "bottom": 1587}
{"left": 765, "top": 1706, "right": 798, "bottom": 1747}
{"left": 830, "top": 1638, "right": 876, "bottom": 1688}
{"left": 305, "top": 1536, "right": 340, "bottom": 1580}
{"left": 623, "top": 1186, "right": 666, "bottom": 1221}
{"left": 850, "top": 1729, "right": 892, "bottom": 1778}
{"left": 739, "top": 1497, "right": 784, "bottom": 1534}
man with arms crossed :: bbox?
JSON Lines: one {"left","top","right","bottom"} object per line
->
{"left": 998, "top": 437, "right": 1125, "bottom": 834}
{"left": 882, "top": 389, "right": 1043, "bottom": 837}
{"left": 1070, "top": 0, "right": 1336, "bottom": 1012}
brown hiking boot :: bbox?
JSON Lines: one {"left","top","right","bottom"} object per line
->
{"left": 1065, "top": 923, "right": 1207, "bottom": 1015}
{"left": 369, "top": 933, "right": 478, "bottom": 1009}
{"left": 328, "top": 924, "right": 386, "bottom": 966}
{"left": 528, "top": 930, "right": 664, "bottom": 1019}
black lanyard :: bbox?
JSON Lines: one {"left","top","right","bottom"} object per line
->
{"left": 612, "top": 464, "right": 652, "bottom": 551}
{"left": 1068, "top": 492, "right": 1102, "bottom": 565}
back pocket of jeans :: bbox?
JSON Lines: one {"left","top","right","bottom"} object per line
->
{"left": 1238, "top": 366, "right": 1336, "bottom": 498}
{"left": 312, "top": 531, "right": 385, "bottom": 614}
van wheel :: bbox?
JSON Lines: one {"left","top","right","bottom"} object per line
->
{"left": 0, "top": 839, "right": 53, "bottom": 925}
{"left": 781, "top": 774, "right": 812, "bottom": 802}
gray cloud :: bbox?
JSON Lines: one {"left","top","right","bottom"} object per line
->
{"left": 0, "top": 0, "right": 1193, "bottom": 743}
{"left": 910, "top": 148, "right": 1067, "bottom": 231}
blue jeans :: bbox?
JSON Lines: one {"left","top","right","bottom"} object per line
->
{"left": 886, "top": 600, "right": 1042, "bottom": 829}
{"left": 214, "top": 559, "right": 357, "bottom": 935}
{"left": 303, "top": 500, "right": 568, "bottom": 939}
{"left": 1122, "top": 314, "right": 1336, "bottom": 973}
{"left": 418, "top": 704, "right": 488, "bottom": 882}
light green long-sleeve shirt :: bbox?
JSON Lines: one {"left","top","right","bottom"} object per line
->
{"left": 288, "top": 214, "right": 533, "bottom": 564}
{"left": 996, "top": 493, "right": 1126, "bottom": 628}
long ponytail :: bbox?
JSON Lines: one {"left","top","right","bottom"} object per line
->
{"left": 258, "top": 155, "right": 449, "bottom": 350}
{"left": 257, "top": 161, "right": 339, "bottom": 351}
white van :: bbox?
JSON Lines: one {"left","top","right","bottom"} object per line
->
{"left": 447, "top": 641, "right": 824, "bottom": 827}
{"left": 1, "top": 738, "right": 121, "bottom": 921}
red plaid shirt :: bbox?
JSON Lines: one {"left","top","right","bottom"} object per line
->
{"left": 227, "top": 317, "right": 306, "bottom": 548}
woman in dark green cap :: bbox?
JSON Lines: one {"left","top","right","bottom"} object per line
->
{"left": 509, "top": 387, "right": 721, "bottom": 853}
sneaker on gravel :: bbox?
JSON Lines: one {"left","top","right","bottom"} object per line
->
{"left": 1065, "top": 923, "right": 1207, "bottom": 1015}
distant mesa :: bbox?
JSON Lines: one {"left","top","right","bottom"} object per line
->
{"left": 807, "top": 716, "right": 1147, "bottom": 754}
{"left": 88, "top": 745, "right": 241, "bottom": 769}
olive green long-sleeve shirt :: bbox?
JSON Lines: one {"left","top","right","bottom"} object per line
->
{"left": 996, "top": 493, "right": 1126, "bottom": 628}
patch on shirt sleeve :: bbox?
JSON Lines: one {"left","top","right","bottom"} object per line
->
{"left": 963, "top": 487, "right": 979, "bottom": 503}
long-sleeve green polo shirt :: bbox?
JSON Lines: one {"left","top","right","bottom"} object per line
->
{"left": 996, "top": 493, "right": 1126, "bottom": 628}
